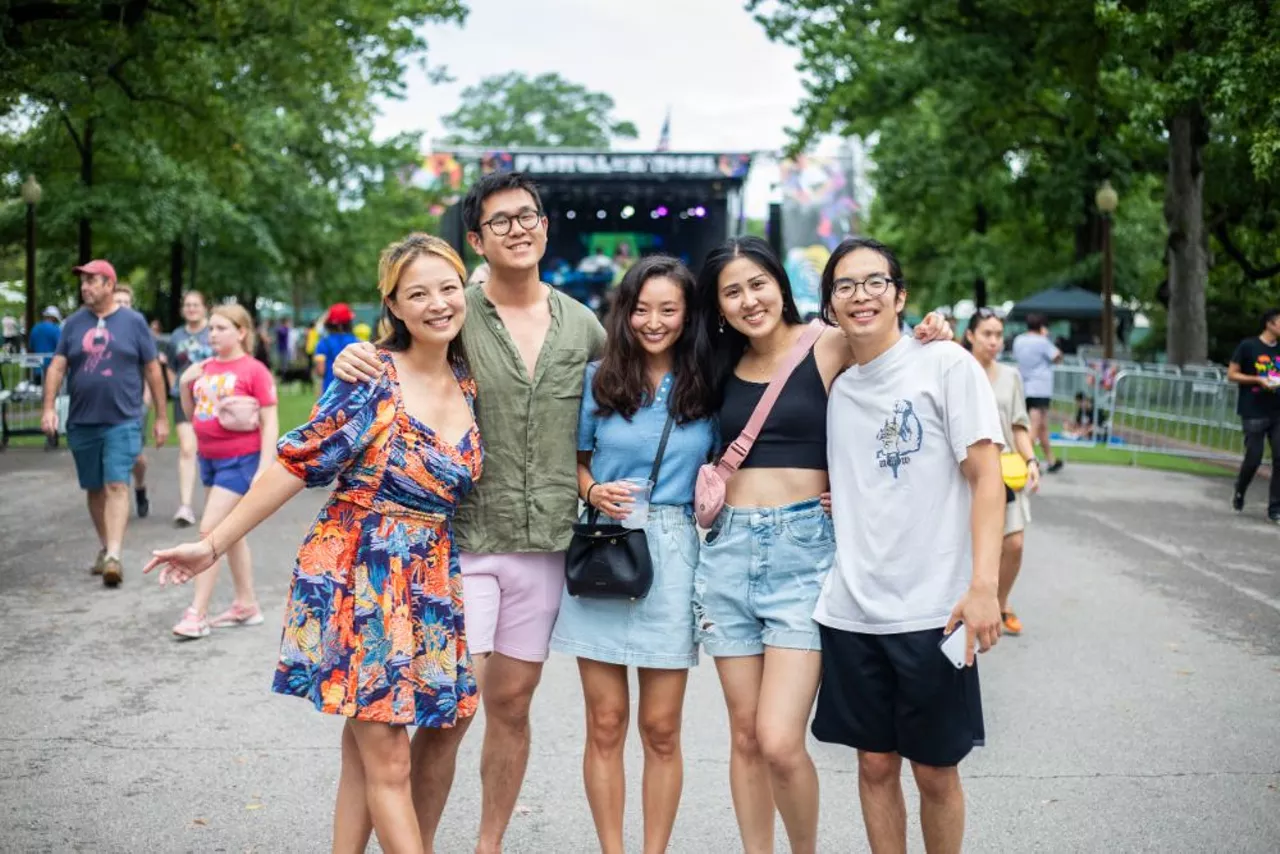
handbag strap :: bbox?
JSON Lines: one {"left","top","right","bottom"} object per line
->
{"left": 648, "top": 409, "right": 677, "bottom": 485}
{"left": 717, "top": 320, "right": 826, "bottom": 476}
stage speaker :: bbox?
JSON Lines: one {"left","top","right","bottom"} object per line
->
{"left": 766, "top": 203, "right": 783, "bottom": 258}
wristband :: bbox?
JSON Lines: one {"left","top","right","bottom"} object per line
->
{"left": 206, "top": 534, "right": 221, "bottom": 561}
{"left": 1026, "top": 458, "right": 1039, "bottom": 466}
{"left": 585, "top": 482, "right": 600, "bottom": 506}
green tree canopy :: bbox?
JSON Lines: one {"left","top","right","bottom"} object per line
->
{"left": 2, "top": 0, "right": 467, "bottom": 322}
{"left": 752, "top": 0, "right": 1280, "bottom": 364}
{"left": 442, "top": 72, "right": 639, "bottom": 148}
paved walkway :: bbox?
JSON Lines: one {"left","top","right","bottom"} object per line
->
{"left": 1, "top": 448, "right": 1277, "bottom": 852}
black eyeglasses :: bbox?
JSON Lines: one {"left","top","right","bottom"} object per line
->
{"left": 831, "top": 274, "right": 898, "bottom": 300}
{"left": 480, "top": 209, "right": 542, "bottom": 237}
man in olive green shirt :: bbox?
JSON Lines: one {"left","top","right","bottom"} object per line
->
{"left": 334, "top": 172, "right": 604, "bottom": 853}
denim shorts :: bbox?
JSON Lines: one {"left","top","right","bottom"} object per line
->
{"left": 199, "top": 452, "right": 259, "bottom": 496}
{"left": 551, "top": 505, "right": 701, "bottom": 669}
{"left": 67, "top": 421, "right": 143, "bottom": 491}
{"left": 693, "top": 497, "right": 834, "bottom": 656}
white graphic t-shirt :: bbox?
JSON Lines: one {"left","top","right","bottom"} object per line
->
{"left": 815, "top": 337, "right": 1004, "bottom": 634}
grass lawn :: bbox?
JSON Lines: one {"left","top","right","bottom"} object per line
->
{"left": 275, "top": 384, "right": 319, "bottom": 432}
{"left": 1050, "top": 444, "right": 1235, "bottom": 478}
{"left": 2, "top": 385, "right": 321, "bottom": 449}
{"left": 1, "top": 385, "right": 1243, "bottom": 482}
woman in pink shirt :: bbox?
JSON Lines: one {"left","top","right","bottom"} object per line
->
{"left": 172, "top": 304, "right": 279, "bottom": 639}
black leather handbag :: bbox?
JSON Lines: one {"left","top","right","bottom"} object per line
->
{"left": 564, "top": 412, "right": 676, "bottom": 600}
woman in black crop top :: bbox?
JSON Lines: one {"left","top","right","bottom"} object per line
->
{"left": 688, "top": 236, "right": 952, "bottom": 854}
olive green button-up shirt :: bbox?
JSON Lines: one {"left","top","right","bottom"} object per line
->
{"left": 455, "top": 284, "right": 606, "bottom": 554}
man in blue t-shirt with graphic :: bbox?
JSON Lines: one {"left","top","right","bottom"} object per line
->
{"left": 40, "top": 260, "right": 170, "bottom": 587}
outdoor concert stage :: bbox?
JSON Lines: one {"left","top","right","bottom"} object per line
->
{"left": 436, "top": 149, "right": 754, "bottom": 305}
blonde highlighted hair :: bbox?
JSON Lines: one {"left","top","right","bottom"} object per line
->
{"left": 211, "top": 303, "right": 256, "bottom": 354}
{"left": 375, "top": 233, "right": 468, "bottom": 366}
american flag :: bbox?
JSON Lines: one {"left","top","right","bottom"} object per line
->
{"left": 656, "top": 109, "right": 671, "bottom": 152}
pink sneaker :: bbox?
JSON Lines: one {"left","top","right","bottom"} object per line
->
{"left": 172, "top": 607, "right": 210, "bottom": 639}
{"left": 209, "top": 602, "right": 264, "bottom": 629}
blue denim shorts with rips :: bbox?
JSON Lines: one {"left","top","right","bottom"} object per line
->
{"left": 693, "top": 497, "right": 834, "bottom": 657}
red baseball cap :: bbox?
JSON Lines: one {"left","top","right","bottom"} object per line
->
{"left": 327, "top": 303, "right": 354, "bottom": 325}
{"left": 72, "top": 259, "right": 117, "bottom": 283}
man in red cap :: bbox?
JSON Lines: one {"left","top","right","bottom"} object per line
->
{"left": 41, "top": 260, "right": 169, "bottom": 587}
{"left": 311, "top": 302, "right": 359, "bottom": 395}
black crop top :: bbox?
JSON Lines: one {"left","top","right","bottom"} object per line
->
{"left": 718, "top": 348, "right": 829, "bottom": 470}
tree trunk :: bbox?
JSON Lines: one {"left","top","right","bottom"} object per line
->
{"left": 189, "top": 231, "right": 199, "bottom": 292}
{"left": 291, "top": 274, "right": 307, "bottom": 323}
{"left": 1164, "top": 106, "right": 1209, "bottom": 365}
{"left": 973, "top": 202, "right": 989, "bottom": 307}
{"left": 168, "top": 239, "right": 185, "bottom": 330}
{"left": 78, "top": 119, "right": 94, "bottom": 263}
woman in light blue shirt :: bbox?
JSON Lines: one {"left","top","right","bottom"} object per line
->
{"left": 551, "top": 255, "right": 716, "bottom": 853}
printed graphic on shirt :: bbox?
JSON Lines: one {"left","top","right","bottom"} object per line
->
{"left": 175, "top": 334, "right": 213, "bottom": 366}
{"left": 876, "top": 399, "right": 923, "bottom": 479}
{"left": 1251, "top": 353, "right": 1278, "bottom": 393}
{"left": 194, "top": 373, "right": 238, "bottom": 420}
{"left": 79, "top": 324, "right": 116, "bottom": 375}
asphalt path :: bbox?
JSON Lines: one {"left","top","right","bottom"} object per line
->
{"left": 1, "top": 447, "right": 1277, "bottom": 853}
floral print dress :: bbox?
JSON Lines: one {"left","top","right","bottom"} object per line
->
{"left": 272, "top": 351, "right": 481, "bottom": 727}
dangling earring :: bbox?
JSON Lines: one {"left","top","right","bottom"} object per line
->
{"left": 718, "top": 314, "right": 726, "bottom": 334}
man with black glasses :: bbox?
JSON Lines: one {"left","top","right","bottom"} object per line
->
{"left": 41, "top": 260, "right": 169, "bottom": 586}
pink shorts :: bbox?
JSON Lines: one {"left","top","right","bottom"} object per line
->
{"left": 460, "top": 552, "right": 565, "bottom": 662}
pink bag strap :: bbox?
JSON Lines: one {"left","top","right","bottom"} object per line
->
{"left": 717, "top": 320, "right": 827, "bottom": 475}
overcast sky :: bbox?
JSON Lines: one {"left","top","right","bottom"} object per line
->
{"left": 372, "top": 0, "right": 811, "bottom": 214}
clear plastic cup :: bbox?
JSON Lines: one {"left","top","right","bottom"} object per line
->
{"left": 619, "top": 477, "right": 654, "bottom": 529}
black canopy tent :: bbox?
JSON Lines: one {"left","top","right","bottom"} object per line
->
{"left": 1007, "top": 284, "right": 1133, "bottom": 322}
{"left": 1006, "top": 285, "right": 1134, "bottom": 354}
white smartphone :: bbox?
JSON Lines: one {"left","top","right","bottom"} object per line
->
{"left": 939, "top": 623, "right": 970, "bottom": 669}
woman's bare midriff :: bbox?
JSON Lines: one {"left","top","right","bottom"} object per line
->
{"left": 725, "top": 467, "right": 830, "bottom": 509}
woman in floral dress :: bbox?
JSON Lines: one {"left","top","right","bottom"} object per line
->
{"left": 147, "top": 234, "right": 481, "bottom": 854}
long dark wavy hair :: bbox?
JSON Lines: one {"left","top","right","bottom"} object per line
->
{"left": 592, "top": 255, "right": 713, "bottom": 424}
{"left": 694, "top": 236, "right": 804, "bottom": 406}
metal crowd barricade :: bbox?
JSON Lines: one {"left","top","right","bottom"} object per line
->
{"left": 1006, "top": 355, "right": 1240, "bottom": 463}
{"left": 1047, "top": 363, "right": 1109, "bottom": 447}
{"left": 1105, "top": 371, "right": 1242, "bottom": 463}
{"left": 0, "top": 353, "right": 66, "bottom": 449}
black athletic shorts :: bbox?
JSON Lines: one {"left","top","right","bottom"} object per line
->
{"left": 811, "top": 624, "right": 985, "bottom": 768}
{"left": 1024, "top": 396, "right": 1051, "bottom": 411}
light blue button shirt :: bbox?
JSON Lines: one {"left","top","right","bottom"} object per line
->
{"left": 577, "top": 362, "right": 716, "bottom": 507}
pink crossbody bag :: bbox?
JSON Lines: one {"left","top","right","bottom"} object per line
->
{"left": 694, "top": 320, "right": 827, "bottom": 528}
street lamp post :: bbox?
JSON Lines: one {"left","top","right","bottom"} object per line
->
{"left": 1095, "top": 180, "right": 1119, "bottom": 360}
{"left": 21, "top": 175, "right": 42, "bottom": 337}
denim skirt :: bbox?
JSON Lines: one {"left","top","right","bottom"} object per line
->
{"left": 551, "top": 505, "right": 700, "bottom": 669}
